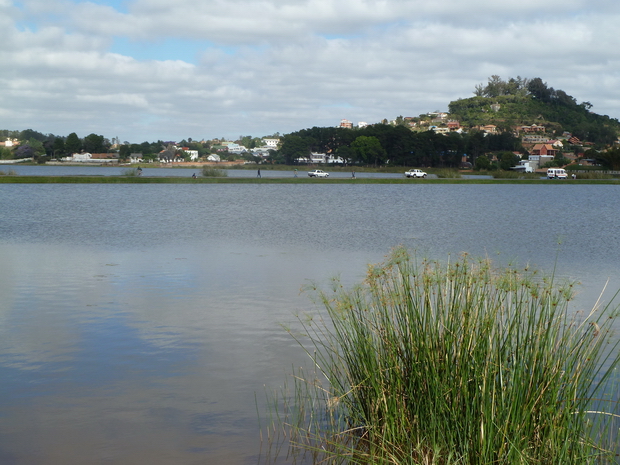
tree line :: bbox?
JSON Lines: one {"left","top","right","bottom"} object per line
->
{"left": 0, "top": 129, "right": 217, "bottom": 162}
{"left": 277, "top": 124, "right": 523, "bottom": 168}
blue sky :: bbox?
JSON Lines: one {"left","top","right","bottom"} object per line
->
{"left": 1, "top": 0, "right": 620, "bottom": 142}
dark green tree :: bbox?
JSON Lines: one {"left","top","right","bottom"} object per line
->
{"left": 118, "top": 145, "right": 132, "bottom": 161}
{"left": 527, "top": 77, "right": 552, "bottom": 102}
{"left": 475, "top": 155, "right": 491, "bottom": 170}
{"left": 83, "top": 133, "right": 106, "bottom": 153}
{"left": 596, "top": 147, "right": 620, "bottom": 170}
{"left": 52, "top": 137, "right": 66, "bottom": 157}
{"left": 278, "top": 134, "right": 312, "bottom": 164}
{"left": 497, "top": 151, "right": 520, "bottom": 170}
{"left": 351, "top": 136, "right": 386, "bottom": 166}
{"left": 65, "top": 132, "right": 82, "bottom": 154}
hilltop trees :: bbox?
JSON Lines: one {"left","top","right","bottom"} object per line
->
{"left": 449, "top": 75, "right": 620, "bottom": 146}
{"left": 474, "top": 75, "right": 530, "bottom": 98}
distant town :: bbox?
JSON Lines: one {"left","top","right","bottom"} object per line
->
{"left": 2, "top": 77, "right": 620, "bottom": 171}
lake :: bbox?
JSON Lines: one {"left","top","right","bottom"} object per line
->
{"left": 0, "top": 182, "right": 618, "bottom": 464}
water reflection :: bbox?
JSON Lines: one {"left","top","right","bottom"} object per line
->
{"left": 0, "top": 183, "right": 619, "bottom": 463}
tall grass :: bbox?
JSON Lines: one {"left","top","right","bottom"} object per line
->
{"left": 433, "top": 169, "right": 462, "bottom": 179}
{"left": 571, "top": 172, "right": 615, "bottom": 180}
{"left": 266, "top": 247, "right": 620, "bottom": 464}
{"left": 201, "top": 167, "right": 228, "bottom": 177}
{"left": 491, "top": 170, "right": 541, "bottom": 179}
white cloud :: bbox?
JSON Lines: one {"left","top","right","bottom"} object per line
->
{"left": 1, "top": 0, "right": 620, "bottom": 141}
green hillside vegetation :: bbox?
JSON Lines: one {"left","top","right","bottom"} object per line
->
{"left": 449, "top": 76, "right": 620, "bottom": 146}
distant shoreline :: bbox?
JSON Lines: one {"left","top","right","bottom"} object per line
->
{"left": 0, "top": 175, "right": 618, "bottom": 184}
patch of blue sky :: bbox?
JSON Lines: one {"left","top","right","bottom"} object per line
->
{"left": 112, "top": 37, "right": 217, "bottom": 63}
{"left": 80, "top": 0, "right": 130, "bottom": 14}
{"left": 14, "top": 19, "right": 39, "bottom": 32}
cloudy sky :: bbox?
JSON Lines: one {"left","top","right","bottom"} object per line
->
{"left": 2, "top": 0, "right": 620, "bottom": 143}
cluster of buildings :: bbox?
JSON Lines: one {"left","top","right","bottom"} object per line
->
{"left": 335, "top": 112, "right": 604, "bottom": 171}
{"left": 57, "top": 138, "right": 282, "bottom": 164}
{"left": 210, "top": 138, "right": 280, "bottom": 159}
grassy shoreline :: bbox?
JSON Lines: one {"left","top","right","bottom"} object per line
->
{"left": 1, "top": 175, "right": 620, "bottom": 184}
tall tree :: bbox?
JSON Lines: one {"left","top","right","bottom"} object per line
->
{"left": 83, "top": 133, "right": 106, "bottom": 153}
{"left": 277, "top": 134, "right": 311, "bottom": 164}
{"left": 351, "top": 136, "right": 386, "bottom": 166}
{"left": 51, "top": 137, "right": 66, "bottom": 157}
{"left": 65, "top": 132, "right": 82, "bottom": 154}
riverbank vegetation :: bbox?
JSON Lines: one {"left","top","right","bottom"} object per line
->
{"left": 201, "top": 166, "right": 228, "bottom": 177}
{"left": 1, "top": 175, "right": 620, "bottom": 184}
{"left": 264, "top": 247, "right": 620, "bottom": 464}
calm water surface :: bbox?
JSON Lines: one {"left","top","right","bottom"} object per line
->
{"left": 1, "top": 164, "right": 494, "bottom": 179}
{"left": 0, "top": 183, "right": 619, "bottom": 464}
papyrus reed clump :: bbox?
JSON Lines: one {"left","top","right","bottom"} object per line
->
{"left": 270, "top": 247, "right": 620, "bottom": 464}
{"left": 201, "top": 167, "right": 228, "bottom": 177}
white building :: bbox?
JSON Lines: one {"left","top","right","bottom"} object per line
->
{"left": 262, "top": 138, "right": 280, "bottom": 148}
{"left": 227, "top": 143, "right": 248, "bottom": 154}
{"left": 296, "top": 152, "right": 346, "bottom": 164}
{"left": 182, "top": 149, "right": 199, "bottom": 161}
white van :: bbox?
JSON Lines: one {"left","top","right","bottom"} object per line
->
{"left": 547, "top": 168, "right": 568, "bottom": 179}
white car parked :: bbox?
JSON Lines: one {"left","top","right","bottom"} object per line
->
{"left": 405, "top": 169, "right": 427, "bottom": 178}
{"left": 308, "top": 169, "right": 329, "bottom": 178}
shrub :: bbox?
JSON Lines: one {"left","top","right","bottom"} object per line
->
{"left": 491, "top": 170, "right": 540, "bottom": 179}
{"left": 433, "top": 169, "right": 462, "bottom": 179}
{"left": 201, "top": 167, "right": 228, "bottom": 177}
{"left": 267, "top": 247, "right": 620, "bottom": 464}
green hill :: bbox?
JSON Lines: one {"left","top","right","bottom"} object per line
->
{"left": 447, "top": 76, "right": 620, "bottom": 146}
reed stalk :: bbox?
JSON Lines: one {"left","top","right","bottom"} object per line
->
{"left": 265, "top": 247, "right": 620, "bottom": 464}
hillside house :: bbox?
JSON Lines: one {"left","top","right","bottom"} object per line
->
{"left": 181, "top": 148, "right": 199, "bottom": 161}
{"left": 0, "top": 139, "right": 19, "bottom": 147}
{"left": 522, "top": 134, "right": 549, "bottom": 144}
{"left": 226, "top": 143, "right": 248, "bottom": 154}
{"left": 262, "top": 138, "right": 280, "bottom": 148}
{"left": 531, "top": 144, "right": 558, "bottom": 157}
{"left": 520, "top": 124, "right": 545, "bottom": 133}
{"left": 474, "top": 124, "right": 498, "bottom": 134}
